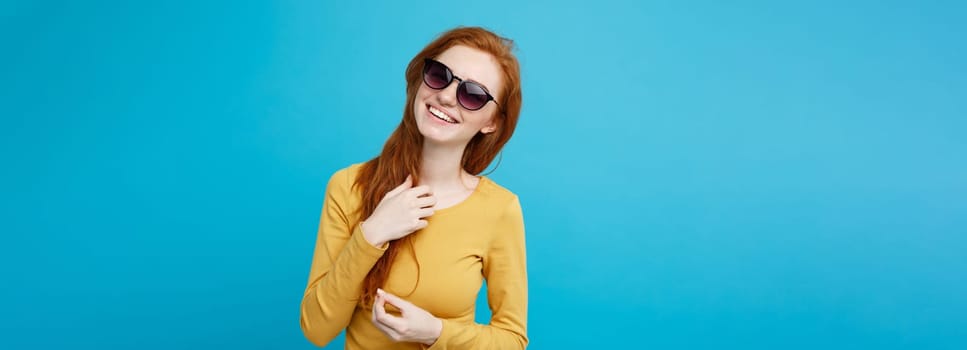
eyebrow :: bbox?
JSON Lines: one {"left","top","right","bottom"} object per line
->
{"left": 439, "top": 60, "right": 496, "bottom": 96}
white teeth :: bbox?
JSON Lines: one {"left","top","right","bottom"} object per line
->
{"left": 429, "top": 106, "right": 457, "bottom": 123}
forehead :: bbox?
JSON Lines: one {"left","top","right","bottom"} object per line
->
{"left": 435, "top": 45, "right": 503, "bottom": 97}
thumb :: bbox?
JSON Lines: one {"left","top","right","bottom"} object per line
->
{"left": 385, "top": 175, "right": 413, "bottom": 198}
{"left": 377, "top": 288, "right": 415, "bottom": 312}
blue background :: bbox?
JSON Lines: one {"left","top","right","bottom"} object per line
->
{"left": 2, "top": 0, "right": 965, "bottom": 349}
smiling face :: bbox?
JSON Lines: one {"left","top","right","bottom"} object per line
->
{"left": 414, "top": 45, "right": 504, "bottom": 147}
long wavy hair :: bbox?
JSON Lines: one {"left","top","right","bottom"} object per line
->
{"left": 353, "top": 26, "right": 522, "bottom": 303}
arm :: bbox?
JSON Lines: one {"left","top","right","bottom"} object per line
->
{"left": 426, "top": 197, "right": 529, "bottom": 349}
{"left": 300, "top": 168, "right": 387, "bottom": 346}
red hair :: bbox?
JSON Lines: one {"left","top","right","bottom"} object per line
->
{"left": 353, "top": 26, "right": 522, "bottom": 303}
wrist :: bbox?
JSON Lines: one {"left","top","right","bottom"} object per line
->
{"left": 422, "top": 317, "right": 443, "bottom": 346}
{"left": 359, "top": 221, "right": 387, "bottom": 248}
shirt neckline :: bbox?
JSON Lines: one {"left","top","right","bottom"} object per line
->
{"left": 429, "top": 176, "right": 489, "bottom": 217}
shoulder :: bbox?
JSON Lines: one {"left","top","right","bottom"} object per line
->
{"left": 327, "top": 162, "right": 365, "bottom": 187}
{"left": 477, "top": 177, "right": 522, "bottom": 215}
{"left": 324, "top": 162, "right": 367, "bottom": 200}
{"left": 322, "top": 163, "right": 367, "bottom": 220}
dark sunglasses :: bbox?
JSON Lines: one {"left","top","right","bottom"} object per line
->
{"left": 422, "top": 58, "right": 501, "bottom": 112}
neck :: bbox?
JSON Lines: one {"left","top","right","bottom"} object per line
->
{"left": 419, "top": 141, "right": 470, "bottom": 191}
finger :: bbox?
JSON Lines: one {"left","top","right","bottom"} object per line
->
{"left": 378, "top": 288, "right": 416, "bottom": 314}
{"left": 413, "top": 219, "right": 429, "bottom": 230}
{"left": 415, "top": 208, "right": 434, "bottom": 219}
{"left": 385, "top": 175, "right": 413, "bottom": 198}
{"left": 414, "top": 195, "right": 437, "bottom": 208}
{"left": 376, "top": 312, "right": 407, "bottom": 333}
{"left": 373, "top": 293, "right": 388, "bottom": 319}
{"left": 373, "top": 292, "right": 407, "bottom": 330}
{"left": 371, "top": 307, "right": 404, "bottom": 341}
{"left": 406, "top": 185, "right": 433, "bottom": 197}
{"left": 371, "top": 293, "right": 384, "bottom": 323}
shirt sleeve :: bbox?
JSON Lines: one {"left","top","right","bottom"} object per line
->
{"left": 424, "top": 196, "right": 529, "bottom": 350}
{"left": 300, "top": 167, "right": 387, "bottom": 347}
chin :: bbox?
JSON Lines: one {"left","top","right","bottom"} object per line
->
{"left": 416, "top": 126, "right": 470, "bottom": 147}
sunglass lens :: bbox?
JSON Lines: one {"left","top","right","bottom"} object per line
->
{"left": 423, "top": 60, "right": 451, "bottom": 89}
{"left": 458, "top": 82, "right": 491, "bottom": 110}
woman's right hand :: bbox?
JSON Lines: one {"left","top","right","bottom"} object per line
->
{"left": 360, "top": 175, "right": 436, "bottom": 247}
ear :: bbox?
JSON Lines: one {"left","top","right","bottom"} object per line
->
{"left": 481, "top": 121, "right": 497, "bottom": 134}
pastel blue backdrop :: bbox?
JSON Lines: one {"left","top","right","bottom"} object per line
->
{"left": 2, "top": 0, "right": 965, "bottom": 349}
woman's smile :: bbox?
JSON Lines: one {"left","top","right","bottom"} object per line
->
{"left": 426, "top": 104, "right": 459, "bottom": 125}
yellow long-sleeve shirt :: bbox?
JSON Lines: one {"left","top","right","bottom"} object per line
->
{"left": 300, "top": 163, "right": 528, "bottom": 349}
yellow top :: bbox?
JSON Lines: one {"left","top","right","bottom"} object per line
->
{"left": 300, "top": 163, "right": 528, "bottom": 349}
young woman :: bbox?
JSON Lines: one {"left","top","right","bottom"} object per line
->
{"left": 300, "top": 27, "right": 527, "bottom": 349}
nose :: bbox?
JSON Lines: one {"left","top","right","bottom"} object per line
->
{"left": 436, "top": 81, "right": 459, "bottom": 108}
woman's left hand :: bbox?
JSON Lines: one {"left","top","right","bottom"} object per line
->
{"left": 371, "top": 288, "right": 443, "bottom": 345}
